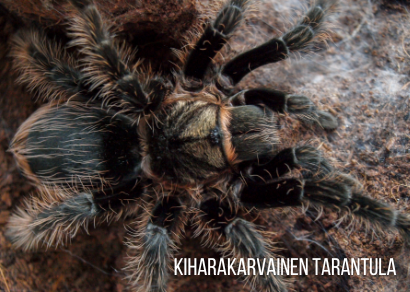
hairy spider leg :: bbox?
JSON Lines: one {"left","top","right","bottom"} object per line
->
{"left": 230, "top": 88, "right": 338, "bottom": 130}
{"left": 11, "top": 29, "right": 88, "bottom": 101}
{"left": 12, "top": 0, "right": 170, "bottom": 112}
{"left": 69, "top": 0, "right": 151, "bottom": 112}
{"left": 6, "top": 180, "right": 144, "bottom": 250}
{"left": 183, "top": 0, "right": 248, "bottom": 85}
{"left": 126, "top": 196, "right": 186, "bottom": 292}
{"left": 238, "top": 152, "right": 410, "bottom": 240}
{"left": 218, "top": 0, "right": 336, "bottom": 92}
{"left": 194, "top": 196, "right": 287, "bottom": 292}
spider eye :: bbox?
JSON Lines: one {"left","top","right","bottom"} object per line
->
{"left": 210, "top": 128, "right": 220, "bottom": 145}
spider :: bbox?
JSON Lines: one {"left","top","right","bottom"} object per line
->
{"left": 6, "top": 0, "right": 410, "bottom": 291}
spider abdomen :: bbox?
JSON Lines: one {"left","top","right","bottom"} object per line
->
{"left": 10, "top": 102, "right": 142, "bottom": 190}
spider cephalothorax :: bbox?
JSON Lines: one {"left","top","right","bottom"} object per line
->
{"left": 141, "top": 95, "right": 278, "bottom": 186}
{"left": 6, "top": 0, "right": 410, "bottom": 291}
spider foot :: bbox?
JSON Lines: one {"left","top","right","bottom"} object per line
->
{"left": 195, "top": 197, "right": 287, "bottom": 292}
{"left": 6, "top": 190, "right": 100, "bottom": 250}
{"left": 287, "top": 94, "right": 338, "bottom": 130}
{"left": 282, "top": 0, "right": 334, "bottom": 51}
{"left": 224, "top": 218, "right": 288, "bottom": 292}
{"left": 125, "top": 196, "right": 185, "bottom": 292}
{"left": 316, "top": 110, "right": 338, "bottom": 130}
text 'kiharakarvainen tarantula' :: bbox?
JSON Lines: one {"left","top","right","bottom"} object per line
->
{"left": 6, "top": 0, "right": 410, "bottom": 291}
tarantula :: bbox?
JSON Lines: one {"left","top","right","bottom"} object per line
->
{"left": 6, "top": 0, "right": 410, "bottom": 291}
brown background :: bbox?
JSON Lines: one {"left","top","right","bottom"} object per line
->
{"left": 0, "top": 0, "right": 409, "bottom": 291}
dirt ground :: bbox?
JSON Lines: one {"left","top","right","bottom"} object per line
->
{"left": 0, "top": 0, "right": 410, "bottom": 291}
